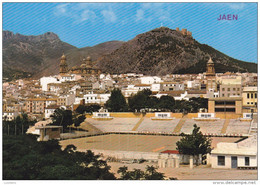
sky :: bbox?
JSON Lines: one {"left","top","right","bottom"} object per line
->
{"left": 3, "top": 2, "right": 258, "bottom": 63}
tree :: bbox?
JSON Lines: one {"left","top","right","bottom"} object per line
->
{"left": 117, "top": 165, "right": 166, "bottom": 180}
{"left": 3, "top": 134, "right": 116, "bottom": 180}
{"left": 128, "top": 89, "right": 154, "bottom": 112}
{"left": 75, "top": 104, "right": 101, "bottom": 114}
{"left": 144, "top": 165, "right": 165, "bottom": 180}
{"left": 158, "top": 95, "right": 175, "bottom": 111}
{"left": 51, "top": 108, "right": 73, "bottom": 130}
{"left": 173, "top": 98, "right": 208, "bottom": 113}
{"left": 176, "top": 124, "right": 212, "bottom": 165}
{"left": 73, "top": 114, "right": 86, "bottom": 128}
{"left": 105, "top": 88, "right": 128, "bottom": 112}
{"left": 3, "top": 113, "right": 36, "bottom": 135}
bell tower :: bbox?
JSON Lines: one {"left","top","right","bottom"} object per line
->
{"left": 60, "top": 53, "right": 68, "bottom": 74}
{"left": 206, "top": 57, "right": 217, "bottom": 91}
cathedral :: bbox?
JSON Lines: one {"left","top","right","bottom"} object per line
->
{"left": 59, "top": 53, "right": 68, "bottom": 74}
{"left": 59, "top": 54, "right": 101, "bottom": 77}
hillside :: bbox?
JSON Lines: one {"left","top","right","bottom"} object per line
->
{"left": 3, "top": 31, "right": 124, "bottom": 81}
{"left": 3, "top": 28, "right": 257, "bottom": 81}
{"left": 97, "top": 27, "right": 257, "bottom": 75}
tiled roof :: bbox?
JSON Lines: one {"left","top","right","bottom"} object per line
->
{"left": 161, "top": 150, "right": 179, "bottom": 154}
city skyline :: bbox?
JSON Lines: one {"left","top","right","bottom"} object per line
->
{"left": 3, "top": 2, "right": 258, "bottom": 63}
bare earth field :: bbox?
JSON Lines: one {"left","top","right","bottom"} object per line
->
{"left": 59, "top": 134, "right": 241, "bottom": 152}
{"left": 59, "top": 134, "right": 257, "bottom": 180}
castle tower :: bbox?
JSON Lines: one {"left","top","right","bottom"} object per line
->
{"left": 59, "top": 53, "right": 68, "bottom": 74}
{"left": 206, "top": 57, "right": 217, "bottom": 91}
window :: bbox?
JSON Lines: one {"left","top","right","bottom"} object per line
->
{"left": 237, "top": 88, "right": 240, "bottom": 91}
{"left": 237, "top": 94, "right": 240, "bottom": 96}
{"left": 251, "top": 93, "right": 253, "bottom": 99}
{"left": 227, "top": 94, "right": 230, "bottom": 97}
{"left": 227, "top": 88, "right": 230, "bottom": 91}
{"left": 222, "top": 88, "right": 225, "bottom": 91}
{"left": 247, "top": 102, "right": 250, "bottom": 104}
{"left": 222, "top": 94, "right": 225, "bottom": 97}
{"left": 233, "top": 88, "right": 236, "bottom": 91}
{"left": 247, "top": 93, "right": 250, "bottom": 99}
{"left": 157, "top": 114, "right": 168, "bottom": 118}
{"left": 245, "top": 157, "right": 250, "bottom": 166}
{"left": 218, "top": 156, "right": 225, "bottom": 166}
{"left": 255, "top": 93, "right": 257, "bottom": 99}
{"left": 97, "top": 113, "right": 109, "bottom": 117}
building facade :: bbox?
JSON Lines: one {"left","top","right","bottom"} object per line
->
{"left": 219, "top": 84, "right": 242, "bottom": 98}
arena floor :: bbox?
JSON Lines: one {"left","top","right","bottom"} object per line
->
{"left": 59, "top": 134, "right": 241, "bottom": 153}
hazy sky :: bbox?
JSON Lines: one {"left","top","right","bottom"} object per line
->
{"left": 3, "top": 2, "right": 257, "bottom": 63}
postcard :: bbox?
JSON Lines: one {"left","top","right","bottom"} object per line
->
{"left": 2, "top": 1, "right": 258, "bottom": 183}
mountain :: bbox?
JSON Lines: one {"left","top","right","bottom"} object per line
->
{"left": 3, "top": 28, "right": 257, "bottom": 81}
{"left": 3, "top": 31, "right": 124, "bottom": 81}
{"left": 97, "top": 27, "right": 257, "bottom": 75}
{"left": 3, "top": 31, "right": 76, "bottom": 80}
{"left": 64, "top": 40, "right": 124, "bottom": 69}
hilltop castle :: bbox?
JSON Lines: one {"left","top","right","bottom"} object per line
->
{"left": 176, "top": 27, "right": 192, "bottom": 36}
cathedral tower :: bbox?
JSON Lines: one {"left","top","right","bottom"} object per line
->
{"left": 60, "top": 53, "right": 68, "bottom": 74}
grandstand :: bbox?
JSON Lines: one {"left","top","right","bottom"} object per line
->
{"left": 79, "top": 112, "right": 254, "bottom": 136}
{"left": 226, "top": 119, "right": 251, "bottom": 135}
{"left": 136, "top": 118, "right": 180, "bottom": 133}
{"left": 248, "top": 114, "right": 258, "bottom": 135}
{"left": 85, "top": 118, "right": 140, "bottom": 132}
{"left": 180, "top": 119, "right": 225, "bottom": 135}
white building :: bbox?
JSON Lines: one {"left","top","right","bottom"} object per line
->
{"left": 140, "top": 76, "right": 162, "bottom": 84}
{"left": 60, "top": 74, "right": 75, "bottom": 82}
{"left": 3, "top": 111, "right": 19, "bottom": 121}
{"left": 75, "top": 93, "right": 110, "bottom": 105}
{"left": 40, "top": 76, "right": 60, "bottom": 91}
{"left": 123, "top": 88, "right": 139, "bottom": 98}
{"left": 44, "top": 105, "right": 60, "bottom": 119}
{"left": 210, "top": 136, "right": 257, "bottom": 169}
{"left": 151, "top": 84, "right": 161, "bottom": 92}
{"left": 134, "top": 84, "right": 151, "bottom": 91}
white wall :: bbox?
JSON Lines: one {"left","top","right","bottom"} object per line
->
{"left": 211, "top": 154, "right": 257, "bottom": 169}
{"left": 45, "top": 109, "right": 55, "bottom": 119}
{"left": 83, "top": 93, "right": 110, "bottom": 104}
{"left": 187, "top": 81, "right": 194, "bottom": 88}
{"left": 60, "top": 75, "right": 75, "bottom": 82}
{"left": 151, "top": 84, "right": 160, "bottom": 92}
{"left": 40, "top": 77, "right": 60, "bottom": 91}
{"left": 140, "top": 76, "right": 162, "bottom": 84}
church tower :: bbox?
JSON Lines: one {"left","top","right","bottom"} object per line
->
{"left": 206, "top": 57, "right": 217, "bottom": 91}
{"left": 60, "top": 53, "right": 68, "bottom": 74}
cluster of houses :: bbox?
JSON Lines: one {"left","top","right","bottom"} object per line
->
{"left": 3, "top": 55, "right": 257, "bottom": 121}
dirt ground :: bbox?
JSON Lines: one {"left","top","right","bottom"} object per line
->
{"left": 108, "top": 161, "right": 257, "bottom": 180}
{"left": 59, "top": 134, "right": 257, "bottom": 180}
{"left": 59, "top": 134, "right": 241, "bottom": 153}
